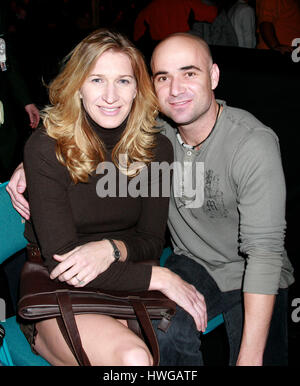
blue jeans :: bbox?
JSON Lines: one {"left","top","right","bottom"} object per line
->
{"left": 153, "top": 253, "right": 288, "bottom": 366}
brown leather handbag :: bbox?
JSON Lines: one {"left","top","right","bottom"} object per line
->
{"left": 18, "top": 245, "right": 176, "bottom": 366}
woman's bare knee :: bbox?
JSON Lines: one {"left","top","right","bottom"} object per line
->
{"left": 118, "top": 345, "right": 153, "bottom": 366}
{"left": 34, "top": 319, "right": 78, "bottom": 366}
{"left": 33, "top": 315, "right": 154, "bottom": 366}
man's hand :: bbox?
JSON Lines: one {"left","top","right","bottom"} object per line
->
{"left": 6, "top": 163, "right": 30, "bottom": 219}
{"left": 150, "top": 266, "right": 207, "bottom": 333}
{"left": 24, "top": 103, "right": 40, "bottom": 129}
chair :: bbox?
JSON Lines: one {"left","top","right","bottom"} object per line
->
{"left": 0, "top": 181, "right": 223, "bottom": 366}
{"left": 0, "top": 181, "right": 51, "bottom": 366}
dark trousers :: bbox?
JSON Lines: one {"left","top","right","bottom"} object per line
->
{"left": 152, "top": 253, "right": 289, "bottom": 366}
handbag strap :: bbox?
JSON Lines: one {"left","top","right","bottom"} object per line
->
{"left": 24, "top": 245, "right": 165, "bottom": 366}
{"left": 56, "top": 291, "right": 91, "bottom": 366}
{"left": 129, "top": 298, "right": 160, "bottom": 366}
{"left": 56, "top": 292, "right": 160, "bottom": 366}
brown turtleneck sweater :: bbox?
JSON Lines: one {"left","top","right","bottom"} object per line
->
{"left": 23, "top": 118, "right": 173, "bottom": 291}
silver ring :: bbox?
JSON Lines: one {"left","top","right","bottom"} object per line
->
{"left": 75, "top": 275, "right": 85, "bottom": 285}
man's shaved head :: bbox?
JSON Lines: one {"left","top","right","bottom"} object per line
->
{"left": 151, "top": 33, "right": 213, "bottom": 73}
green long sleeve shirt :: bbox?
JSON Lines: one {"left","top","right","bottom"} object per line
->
{"left": 160, "top": 100, "right": 294, "bottom": 294}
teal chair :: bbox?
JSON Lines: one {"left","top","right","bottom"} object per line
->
{"left": 0, "top": 181, "right": 51, "bottom": 366}
{"left": 0, "top": 181, "right": 223, "bottom": 366}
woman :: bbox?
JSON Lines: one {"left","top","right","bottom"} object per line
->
{"left": 9, "top": 29, "right": 207, "bottom": 366}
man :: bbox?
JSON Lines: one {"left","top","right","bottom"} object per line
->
{"left": 256, "top": 0, "right": 300, "bottom": 54}
{"left": 7, "top": 33, "right": 294, "bottom": 366}
{"left": 149, "top": 33, "right": 294, "bottom": 366}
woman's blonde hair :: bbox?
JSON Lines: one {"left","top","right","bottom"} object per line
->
{"left": 42, "top": 29, "right": 159, "bottom": 183}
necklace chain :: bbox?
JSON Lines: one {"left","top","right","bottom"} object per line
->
{"left": 176, "top": 103, "right": 221, "bottom": 150}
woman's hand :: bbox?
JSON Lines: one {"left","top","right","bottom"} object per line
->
{"left": 6, "top": 163, "right": 30, "bottom": 220}
{"left": 50, "top": 240, "right": 117, "bottom": 287}
{"left": 150, "top": 266, "right": 207, "bottom": 332}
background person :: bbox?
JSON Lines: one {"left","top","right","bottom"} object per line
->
{"left": 133, "top": 0, "right": 217, "bottom": 42}
{"left": 0, "top": 0, "right": 39, "bottom": 180}
{"left": 227, "top": 0, "right": 256, "bottom": 48}
{"left": 256, "top": 0, "right": 300, "bottom": 54}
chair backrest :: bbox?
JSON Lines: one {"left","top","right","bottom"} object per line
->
{"left": 0, "top": 182, "right": 27, "bottom": 265}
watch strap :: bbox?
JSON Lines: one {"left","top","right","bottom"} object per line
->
{"left": 107, "top": 239, "right": 121, "bottom": 262}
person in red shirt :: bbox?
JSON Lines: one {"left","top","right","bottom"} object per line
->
{"left": 133, "top": 0, "right": 217, "bottom": 42}
{"left": 256, "top": 0, "right": 300, "bottom": 54}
